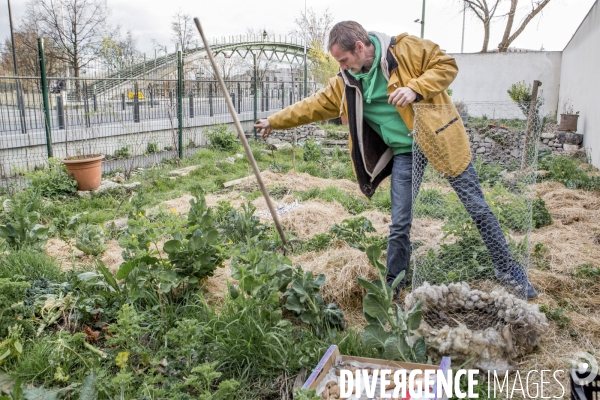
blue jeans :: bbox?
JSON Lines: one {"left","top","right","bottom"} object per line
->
{"left": 386, "top": 152, "right": 518, "bottom": 285}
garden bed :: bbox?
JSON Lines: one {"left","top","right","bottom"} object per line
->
{"left": 1, "top": 141, "right": 599, "bottom": 398}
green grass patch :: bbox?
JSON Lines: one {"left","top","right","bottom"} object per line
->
{"left": 539, "top": 154, "right": 600, "bottom": 191}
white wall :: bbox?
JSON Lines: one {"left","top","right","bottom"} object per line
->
{"left": 449, "top": 51, "right": 562, "bottom": 119}
{"left": 559, "top": 0, "right": 600, "bottom": 168}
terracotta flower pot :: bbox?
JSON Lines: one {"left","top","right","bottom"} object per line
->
{"left": 62, "top": 154, "right": 104, "bottom": 191}
{"left": 558, "top": 114, "right": 579, "bottom": 132}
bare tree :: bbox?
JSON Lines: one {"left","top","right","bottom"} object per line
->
{"left": 462, "top": 0, "right": 502, "bottom": 52}
{"left": 1, "top": 23, "right": 64, "bottom": 78}
{"left": 101, "top": 29, "right": 143, "bottom": 74}
{"left": 197, "top": 54, "right": 247, "bottom": 80}
{"left": 243, "top": 28, "right": 278, "bottom": 83}
{"left": 171, "top": 11, "right": 195, "bottom": 52}
{"left": 289, "top": 8, "right": 336, "bottom": 87}
{"left": 461, "top": 0, "right": 552, "bottom": 52}
{"left": 290, "top": 7, "right": 334, "bottom": 51}
{"left": 24, "top": 0, "right": 111, "bottom": 78}
{"left": 497, "top": 0, "right": 551, "bottom": 52}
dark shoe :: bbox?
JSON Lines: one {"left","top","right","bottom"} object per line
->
{"left": 495, "top": 266, "right": 538, "bottom": 300}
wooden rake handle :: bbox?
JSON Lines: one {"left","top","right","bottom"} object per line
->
{"left": 193, "top": 17, "right": 287, "bottom": 246}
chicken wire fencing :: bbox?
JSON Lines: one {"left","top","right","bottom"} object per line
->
{"left": 403, "top": 102, "right": 547, "bottom": 368}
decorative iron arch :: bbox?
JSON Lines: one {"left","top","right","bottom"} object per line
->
{"left": 184, "top": 35, "right": 310, "bottom": 65}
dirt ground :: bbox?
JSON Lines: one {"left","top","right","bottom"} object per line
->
{"left": 48, "top": 171, "right": 600, "bottom": 392}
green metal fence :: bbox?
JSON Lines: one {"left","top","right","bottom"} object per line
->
{"left": 0, "top": 41, "right": 316, "bottom": 193}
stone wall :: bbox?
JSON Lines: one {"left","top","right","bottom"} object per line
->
{"left": 265, "top": 123, "right": 327, "bottom": 145}
{"left": 266, "top": 123, "right": 585, "bottom": 165}
{"left": 467, "top": 124, "right": 586, "bottom": 166}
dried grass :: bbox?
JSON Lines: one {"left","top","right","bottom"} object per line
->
{"left": 531, "top": 181, "right": 600, "bottom": 274}
{"left": 45, "top": 238, "right": 124, "bottom": 272}
{"left": 261, "top": 199, "right": 350, "bottom": 238}
{"left": 290, "top": 241, "right": 378, "bottom": 314}
{"left": 357, "top": 210, "right": 391, "bottom": 235}
{"left": 411, "top": 217, "right": 445, "bottom": 253}
{"left": 260, "top": 170, "right": 361, "bottom": 195}
{"left": 204, "top": 261, "right": 234, "bottom": 301}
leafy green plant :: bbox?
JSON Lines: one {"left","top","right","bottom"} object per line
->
{"left": 538, "top": 154, "right": 600, "bottom": 191}
{"left": 293, "top": 388, "right": 321, "bottom": 400}
{"left": 330, "top": 216, "right": 386, "bottom": 251}
{"left": 27, "top": 158, "right": 78, "bottom": 198}
{"left": 163, "top": 196, "right": 227, "bottom": 285}
{"left": 0, "top": 279, "right": 30, "bottom": 341}
{"left": 217, "top": 201, "right": 274, "bottom": 246}
{"left": 146, "top": 142, "right": 159, "bottom": 154}
{"left": 507, "top": 81, "right": 543, "bottom": 118}
{"left": 205, "top": 124, "right": 237, "bottom": 152}
{"left": 531, "top": 242, "right": 550, "bottom": 270}
{"left": 532, "top": 197, "right": 552, "bottom": 229}
{"left": 473, "top": 157, "right": 505, "bottom": 186}
{"left": 302, "top": 139, "right": 323, "bottom": 162}
{"left": 113, "top": 146, "right": 131, "bottom": 159}
{"left": 0, "top": 202, "right": 49, "bottom": 250}
{"left": 183, "top": 362, "right": 239, "bottom": 399}
{"left": 573, "top": 263, "right": 600, "bottom": 280}
{"left": 358, "top": 245, "right": 426, "bottom": 363}
{"left": 230, "top": 243, "right": 294, "bottom": 310}
{"left": 284, "top": 266, "right": 345, "bottom": 337}
{"left": 539, "top": 305, "right": 571, "bottom": 329}
{"left": 117, "top": 194, "right": 228, "bottom": 303}
{"left": 75, "top": 223, "right": 108, "bottom": 256}
{"left": 213, "top": 200, "right": 234, "bottom": 223}
{"left": 0, "top": 325, "right": 24, "bottom": 366}
{"left": 303, "top": 233, "right": 333, "bottom": 253}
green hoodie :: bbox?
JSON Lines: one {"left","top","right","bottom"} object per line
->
{"left": 349, "top": 35, "right": 413, "bottom": 155}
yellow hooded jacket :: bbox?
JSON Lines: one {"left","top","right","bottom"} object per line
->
{"left": 267, "top": 32, "right": 471, "bottom": 198}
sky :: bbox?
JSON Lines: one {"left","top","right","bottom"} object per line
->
{"left": 1, "top": 0, "right": 597, "bottom": 56}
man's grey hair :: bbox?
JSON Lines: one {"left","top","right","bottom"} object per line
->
{"left": 328, "top": 21, "right": 372, "bottom": 53}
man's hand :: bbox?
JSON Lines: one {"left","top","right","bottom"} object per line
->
{"left": 388, "top": 87, "right": 418, "bottom": 108}
{"left": 254, "top": 119, "right": 272, "bottom": 138}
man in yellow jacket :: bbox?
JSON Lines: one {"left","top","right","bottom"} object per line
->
{"left": 255, "top": 21, "right": 537, "bottom": 300}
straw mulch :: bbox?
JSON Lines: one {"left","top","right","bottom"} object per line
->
{"left": 291, "top": 240, "right": 378, "bottom": 317}
{"left": 46, "top": 238, "right": 124, "bottom": 272}
{"left": 251, "top": 196, "right": 351, "bottom": 237}
{"left": 259, "top": 170, "right": 361, "bottom": 196}
{"left": 516, "top": 180, "right": 600, "bottom": 393}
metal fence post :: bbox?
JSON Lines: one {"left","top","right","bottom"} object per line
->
{"left": 177, "top": 50, "right": 183, "bottom": 159}
{"left": 56, "top": 95, "right": 65, "bottom": 130}
{"left": 133, "top": 81, "right": 140, "bottom": 123}
{"left": 188, "top": 92, "right": 194, "bottom": 118}
{"left": 208, "top": 84, "right": 213, "bottom": 117}
{"left": 237, "top": 82, "right": 241, "bottom": 114}
{"left": 121, "top": 93, "right": 125, "bottom": 111}
{"left": 266, "top": 82, "right": 269, "bottom": 111}
{"left": 261, "top": 83, "right": 264, "bottom": 112}
{"left": 37, "top": 38, "right": 52, "bottom": 157}
{"left": 83, "top": 82, "right": 91, "bottom": 128}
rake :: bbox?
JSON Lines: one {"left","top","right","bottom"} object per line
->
{"left": 193, "top": 18, "right": 288, "bottom": 248}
